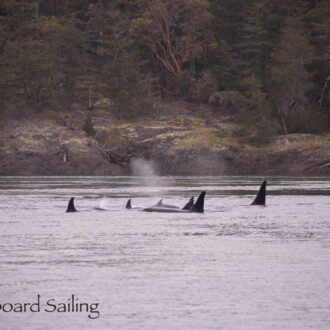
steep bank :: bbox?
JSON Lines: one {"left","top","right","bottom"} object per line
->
{"left": 0, "top": 104, "right": 329, "bottom": 175}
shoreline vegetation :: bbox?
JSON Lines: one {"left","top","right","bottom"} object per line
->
{"left": 0, "top": 103, "right": 329, "bottom": 175}
{"left": 0, "top": 1, "right": 329, "bottom": 175}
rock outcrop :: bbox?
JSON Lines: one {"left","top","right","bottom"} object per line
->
{"left": 0, "top": 109, "right": 329, "bottom": 176}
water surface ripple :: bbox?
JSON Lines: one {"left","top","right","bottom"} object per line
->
{"left": 0, "top": 176, "right": 329, "bottom": 330}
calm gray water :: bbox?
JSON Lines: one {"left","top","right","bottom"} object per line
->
{"left": 0, "top": 176, "right": 329, "bottom": 330}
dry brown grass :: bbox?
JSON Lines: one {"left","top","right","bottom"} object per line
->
{"left": 1, "top": 108, "right": 328, "bottom": 158}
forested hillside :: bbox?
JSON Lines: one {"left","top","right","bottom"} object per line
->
{"left": 0, "top": 0, "right": 329, "bottom": 140}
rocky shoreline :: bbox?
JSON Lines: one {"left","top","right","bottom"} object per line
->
{"left": 1, "top": 135, "right": 329, "bottom": 176}
{"left": 0, "top": 107, "right": 329, "bottom": 176}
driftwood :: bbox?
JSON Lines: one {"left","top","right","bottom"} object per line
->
{"left": 22, "top": 118, "right": 69, "bottom": 162}
{"left": 56, "top": 132, "right": 69, "bottom": 162}
{"left": 317, "top": 162, "right": 330, "bottom": 170}
{"left": 306, "top": 161, "right": 330, "bottom": 174}
{"left": 13, "top": 123, "right": 25, "bottom": 137}
{"left": 90, "top": 140, "right": 130, "bottom": 165}
{"left": 23, "top": 118, "right": 51, "bottom": 142}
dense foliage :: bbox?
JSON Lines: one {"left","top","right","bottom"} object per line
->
{"left": 81, "top": 113, "right": 95, "bottom": 136}
{"left": 0, "top": 0, "right": 329, "bottom": 135}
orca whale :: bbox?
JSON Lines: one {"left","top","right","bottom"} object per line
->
{"left": 154, "top": 197, "right": 194, "bottom": 210}
{"left": 94, "top": 206, "right": 108, "bottom": 211}
{"left": 182, "top": 196, "right": 194, "bottom": 210}
{"left": 66, "top": 197, "right": 78, "bottom": 212}
{"left": 251, "top": 181, "right": 267, "bottom": 205}
{"left": 126, "top": 196, "right": 195, "bottom": 211}
{"left": 155, "top": 199, "right": 179, "bottom": 209}
{"left": 126, "top": 199, "right": 132, "bottom": 209}
{"left": 143, "top": 192, "right": 205, "bottom": 213}
{"left": 126, "top": 198, "right": 170, "bottom": 210}
{"left": 126, "top": 198, "right": 144, "bottom": 210}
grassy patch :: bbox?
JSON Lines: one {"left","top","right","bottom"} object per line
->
{"left": 271, "top": 134, "right": 328, "bottom": 153}
{"left": 172, "top": 129, "right": 220, "bottom": 150}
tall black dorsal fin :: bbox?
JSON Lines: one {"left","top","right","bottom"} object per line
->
{"left": 182, "top": 196, "right": 194, "bottom": 210}
{"left": 251, "top": 181, "right": 267, "bottom": 205}
{"left": 66, "top": 197, "right": 77, "bottom": 212}
{"left": 126, "top": 199, "right": 132, "bottom": 209}
{"left": 191, "top": 192, "right": 205, "bottom": 213}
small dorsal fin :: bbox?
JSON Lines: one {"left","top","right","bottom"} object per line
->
{"left": 251, "top": 181, "right": 267, "bottom": 205}
{"left": 156, "top": 199, "right": 163, "bottom": 206}
{"left": 191, "top": 192, "right": 205, "bottom": 213}
{"left": 126, "top": 199, "right": 132, "bottom": 209}
{"left": 182, "top": 196, "right": 194, "bottom": 210}
{"left": 66, "top": 197, "right": 77, "bottom": 212}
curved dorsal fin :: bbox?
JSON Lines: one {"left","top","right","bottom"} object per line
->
{"left": 191, "top": 192, "right": 205, "bottom": 213}
{"left": 251, "top": 181, "right": 267, "bottom": 205}
{"left": 66, "top": 197, "right": 77, "bottom": 212}
{"left": 156, "top": 199, "right": 163, "bottom": 206}
{"left": 126, "top": 199, "right": 132, "bottom": 209}
{"left": 182, "top": 196, "right": 194, "bottom": 210}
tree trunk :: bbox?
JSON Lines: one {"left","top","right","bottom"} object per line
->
{"left": 51, "top": 0, "right": 56, "bottom": 16}
{"left": 319, "top": 75, "right": 330, "bottom": 107}
{"left": 36, "top": 88, "right": 42, "bottom": 113}
{"left": 36, "top": 3, "right": 40, "bottom": 41}
{"left": 203, "top": 44, "right": 208, "bottom": 69}
{"left": 88, "top": 81, "right": 92, "bottom": 110}
{"left": 277, "top": 107, "right": 288, "bottom": 135}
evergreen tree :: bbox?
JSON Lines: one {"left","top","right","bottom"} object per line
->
{"left": 238, "top": 1, "right": 272, "bottom": 79}
{"left": 209, "top": 0, "right": 253, "bottom": 90}
{"left": 307, "top": 0, "right": 330, "bottom": 111}
{"left": 39, "top": 15, "right": 85, "bottom": 110}
{"left": 0, "top": 0, "right": 50, "bottom": 113}
{"left": 86, "top": 1, "right": 150, "bottom": 118}
{"left": 82, "top": 113, "right": 96, "bottom": 136}
{"left": 270, "top": 16, "right": 314, "bottom": 133}
{"left": 0, "top": 0, "right": 328, "bottom": 134}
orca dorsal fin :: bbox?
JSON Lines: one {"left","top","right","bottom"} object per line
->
{"left": 126, "top": 199, "right": 132, "bottom": 209}
{"left": 251, "top": 181, "right": 267, "bottom": 205}
{"left": 156, "top": 199, "right": 163, "bottom": 206}
{"left": 191, "top": 192, "right": 205, "bottom": 213}
{"left": 182, "top": 196, "right": 194, "bottom": 210}
{"left": 66, "top": 197, "right": 77, "bottom": 212}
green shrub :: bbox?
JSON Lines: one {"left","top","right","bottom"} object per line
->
{"left": 285, "top": 106, "right": 328, "bottom": 134}
{"left": 190, "top": 71, "right": 217, "bottom": 103}
{"left": 247, "top": 120, "right": 281, "bottom": 147}
{"left": 82, "top": 114, "right": 96, "bottom": 137}
{"left": 232, "top": 127, "right": 249, "bottom": 138}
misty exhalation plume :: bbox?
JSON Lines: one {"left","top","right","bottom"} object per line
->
{"left": 130, "top": 157, "right": 165, "bottom": 187}
{"left": 130, "top": 157, "right": 158, "bottom": 176}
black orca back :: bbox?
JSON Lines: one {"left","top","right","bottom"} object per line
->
{"left": 66, "top": 197, "right": 77, "bottom": 212}
{"left": 191, "top": 192, "right": 205, "bottom": 213}
{"left": 251, "top": 181, "right": 267, "bottom": 205}
{"left": 126, "top": 199, "right": 132, "bottom": 209}
{"left": 182, "top": 196, "right": 194, "bottom": 210}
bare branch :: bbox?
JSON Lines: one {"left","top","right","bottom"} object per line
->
{"left": 23, "top": 118, "right": 69, "bottom": 162}
{"left": 22, "top": 118, "right": 50, "bottom": 142}
{"left": 319, "top": 74, "right": 330, "bottom": 107}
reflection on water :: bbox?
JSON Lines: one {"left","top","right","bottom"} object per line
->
{"left": 0, "top": 176, "right": 330, "bottom": 330}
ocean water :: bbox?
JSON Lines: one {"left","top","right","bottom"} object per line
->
{"left": 0, "top": 176, "right": 329, "bottom": 330}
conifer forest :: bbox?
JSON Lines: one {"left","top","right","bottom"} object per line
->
{"left": 0, "top": 0, "right": 329, "bottom": 137}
